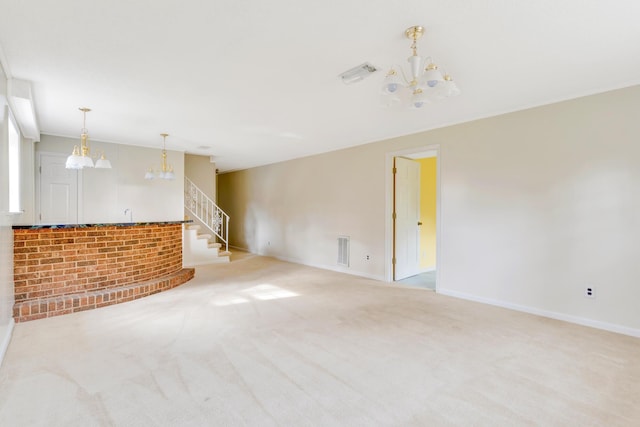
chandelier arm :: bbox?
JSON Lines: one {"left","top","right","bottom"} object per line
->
{"left": 396, "top": 66, "right": 412, "bottom": 87}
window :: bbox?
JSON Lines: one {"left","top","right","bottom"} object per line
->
{"left": 8, "top": 113, "right": 20, "bottom": 213}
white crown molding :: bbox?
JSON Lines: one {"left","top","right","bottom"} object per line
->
{"left": 7, "top": 78, "right": 40, "bottom": 140}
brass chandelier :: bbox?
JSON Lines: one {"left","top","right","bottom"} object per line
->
{"left": 65, "top": 107, "right": 112, "bottom": 169}
{"left": 381, "top": 25, "right": 460, "bottom": 109}
{"left": 145, "top": 133, "right": 175, "bottom": 180}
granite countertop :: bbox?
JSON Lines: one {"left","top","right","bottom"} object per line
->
{"left": 12, "top": 220, "right": 192, "bottom": 230}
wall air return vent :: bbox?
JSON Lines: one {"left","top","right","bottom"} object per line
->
{"left": 337, "top": 236, "right": 350, "bottom": 267}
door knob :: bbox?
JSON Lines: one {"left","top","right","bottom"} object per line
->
{"left": 418, "top": 221, "right": 423, "bottom": 226}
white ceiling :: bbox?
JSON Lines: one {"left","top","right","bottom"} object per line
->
{"left": 1, "top": 1, "right": 639, "bottom": 172}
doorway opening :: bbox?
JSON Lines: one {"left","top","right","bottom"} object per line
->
{"left": 385, "top": 145, "right": 440, "bottom": 290}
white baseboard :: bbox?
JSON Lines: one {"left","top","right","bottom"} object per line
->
{"left": 273, "top": 253, "right": 385, "bottom": 281}
{"left": 438, "top": 288, "right": 640, "bottom": 338}
{"left": 204, "top": 248, "right": 639, "bottom": 338}
{"left": 0, "top": 318, "right": 15, "bottom": 368}
{"left": 244, "top": 248, "right": 385, "bottom": 282}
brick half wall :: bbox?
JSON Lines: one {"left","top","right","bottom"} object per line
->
{"left": 13, "top": 223, "right": 194, "bottom": 322}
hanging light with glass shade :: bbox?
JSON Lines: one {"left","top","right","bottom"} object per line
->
{"left": 381, "top": 25, "right": 460, "bottom": 109}
{"left": 145, "top": 133, "right": 175, "bottom": 180}
{"left": 65, "top": 107, "right": 112, "bottom": 169}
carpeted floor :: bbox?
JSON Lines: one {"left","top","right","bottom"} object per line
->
{"left": 1, "top": 254, "right": 639, "bottom": 426}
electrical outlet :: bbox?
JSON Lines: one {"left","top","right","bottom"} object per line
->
{"left": 365, "top": 255, "right": 370, "bottom": 261}
{"left": 585, "top": 286, "right": 596, "bottom": 298}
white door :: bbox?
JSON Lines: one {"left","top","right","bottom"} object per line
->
{"left": 39, "top": 153, "right": 78, "bottom": 224}
{"left": 394, "top": 157, "right": 421, "bottom": 280}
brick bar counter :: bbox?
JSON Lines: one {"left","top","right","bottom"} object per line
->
{"left": 12, "top": 221, "right": 194, "bottom": 322}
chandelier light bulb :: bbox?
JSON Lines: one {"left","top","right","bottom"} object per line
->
{"left": 382, "top": 69, "right": 403, "bottom": 94}
{"left": 422, "top": 63, "right": 444, "bottom": 88}
{"left": 144, "top": 167, "right": 155, "bottom": 180}
{"left": 411, "top": 88, "right": 430, "bottom": 109}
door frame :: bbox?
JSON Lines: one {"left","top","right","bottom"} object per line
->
{"left": 36, "top": 151, "right": 83, "bottom": 224}
{"left": 385, "top": 144, "right": 441, "bottom": 286}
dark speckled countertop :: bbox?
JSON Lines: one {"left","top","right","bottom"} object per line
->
{"left": 12, "top": 220, "right": 191, "bottom": 229}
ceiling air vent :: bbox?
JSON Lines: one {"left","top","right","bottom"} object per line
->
{"left": 337, "top": 236, "right": 350, "bottom": 267}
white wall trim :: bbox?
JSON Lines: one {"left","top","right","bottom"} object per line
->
{"left": 272, "top": 253, "right": 386, "bottom": 281}
{"left": 0, "top": 318, "right": 15, "bottom": 368}
{"left": 203, "top": 247, "right": 640, "bottom": 338}
{"left": 438, "top": 288, "right": 640, "bottom": 338}
{"left": 231, "top": 246, "right": 386, "bottom": 281}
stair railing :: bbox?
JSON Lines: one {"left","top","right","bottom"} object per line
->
{"left": 184, "top": 176, "right": 230, "bottom": 252}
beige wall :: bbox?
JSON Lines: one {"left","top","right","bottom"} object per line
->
{"left": 219, "top": 85, "right": 640, "bottom": 334}
{"left": 0, "top": 63, "right": 15, "bottom": 365}
{"left": 219, "top": 143, "right": 385, "bottom": 278}
{"left": 35, "top": 135, "right": 184, "bottom": 223}
{"left": 185, "top": 154, "right": 216, "bottom": 201}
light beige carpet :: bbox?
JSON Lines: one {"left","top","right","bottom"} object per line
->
{"left": 1, "top": 253, "right": 639, "bottom": 426}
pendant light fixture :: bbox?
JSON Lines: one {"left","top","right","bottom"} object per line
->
{"left": 65, "top": 107, "right": 112, "bottom": 169}
{"left": 381, "top": 25, "right": 460, "bottom": 109}
{"left": 94, "top": 152, "right": 112, "bottom": 169}
{"left": 145, "top": 133, "right": 175, "bottom": 180}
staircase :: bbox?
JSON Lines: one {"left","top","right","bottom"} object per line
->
{"left": 183, "top": 176, "right": 231, "bottom": 266}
